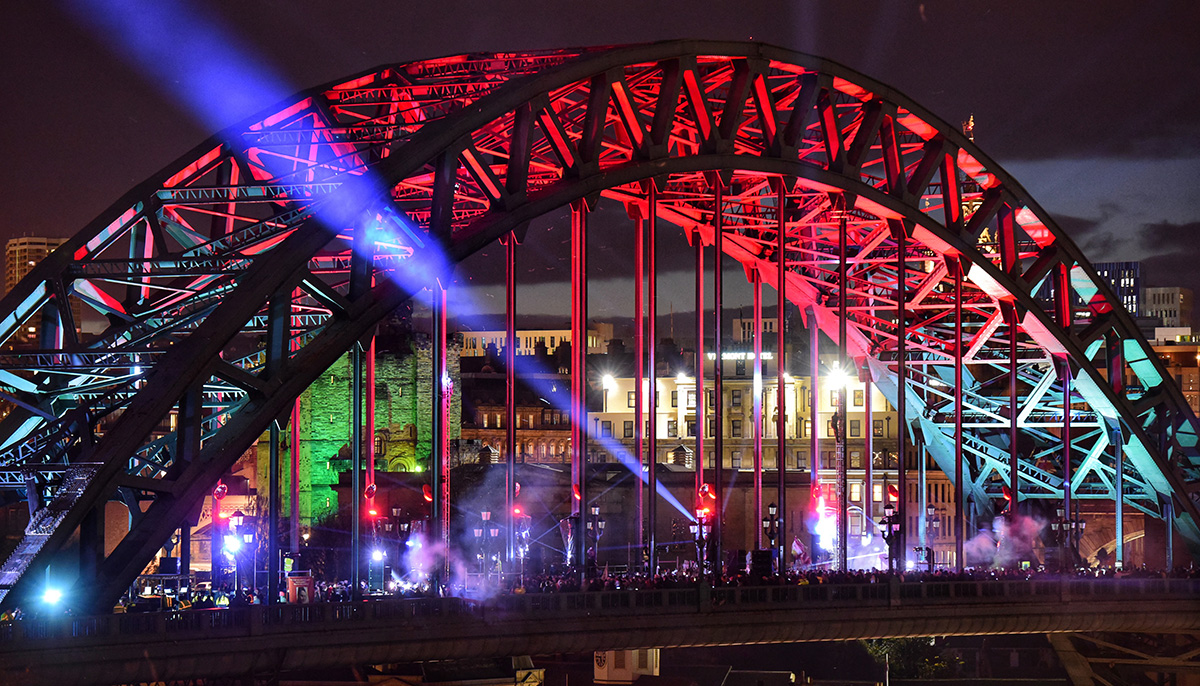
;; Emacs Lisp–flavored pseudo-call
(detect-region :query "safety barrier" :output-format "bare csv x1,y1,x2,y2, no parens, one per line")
1,577,1197,650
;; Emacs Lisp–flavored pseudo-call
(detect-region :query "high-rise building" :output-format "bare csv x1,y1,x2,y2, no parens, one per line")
1092,261,1142,317
1141,286,1193,328
4,236,82,346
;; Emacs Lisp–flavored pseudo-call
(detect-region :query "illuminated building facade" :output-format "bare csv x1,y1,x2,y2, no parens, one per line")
3,236,82,346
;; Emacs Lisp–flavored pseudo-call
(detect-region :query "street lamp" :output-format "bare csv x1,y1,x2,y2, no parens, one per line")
761,502,780,574
1051,505,1086,571
917,504,942,572
488,520,501,577
584,506,605,576
689,508,713,576
473,524,485,576
880,502,901,572
224,510,254,593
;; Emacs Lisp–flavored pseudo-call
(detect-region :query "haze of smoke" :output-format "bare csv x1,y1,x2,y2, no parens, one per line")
963,514,1047,569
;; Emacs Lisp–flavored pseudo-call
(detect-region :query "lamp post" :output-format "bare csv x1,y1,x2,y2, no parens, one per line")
1051,505,1086,571
225,509,252,594
917,504,942,572
584,505,605,577
473,516,486,578
488,519,501,579
880,502,901,572
383,507,412,589
689,508,712,576
761,502,780,575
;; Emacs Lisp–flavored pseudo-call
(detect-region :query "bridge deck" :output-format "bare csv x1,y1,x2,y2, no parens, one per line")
2,578,1198,686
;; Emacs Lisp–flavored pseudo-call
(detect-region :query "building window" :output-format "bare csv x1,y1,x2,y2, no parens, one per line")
850,482,862,502
667,420,678,438
873,419,884,437
687,390,696,408
732,420,743,437
628,391,636,408
731,390,742,407
707,390,714,408
827,419,836,437
850,419,861,437
849,450,862,468
804,419,812,437
853,389,864,407
732,451,742,469
686,420,696,437
735,359,746,376
709,419,717,437
873,484,883,502
671,390,678,408
624,421,634,438
830,390,839,407
601,421,613,438
795,450,809,470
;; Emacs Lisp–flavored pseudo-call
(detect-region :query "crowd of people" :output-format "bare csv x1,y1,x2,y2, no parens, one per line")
3,562,1196,622
492,562,1200,595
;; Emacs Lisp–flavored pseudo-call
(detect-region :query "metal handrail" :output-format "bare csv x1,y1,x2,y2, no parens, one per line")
1,577,1197,649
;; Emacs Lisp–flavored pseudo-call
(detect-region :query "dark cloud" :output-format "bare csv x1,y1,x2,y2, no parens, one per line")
1139,220,1200,254
1048,213,1103,239
1134,221,1200,293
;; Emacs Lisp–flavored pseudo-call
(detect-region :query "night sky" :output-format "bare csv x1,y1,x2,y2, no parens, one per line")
3,1,1199,306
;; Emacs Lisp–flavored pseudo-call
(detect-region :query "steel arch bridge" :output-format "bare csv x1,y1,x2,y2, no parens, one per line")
0,40,1198,612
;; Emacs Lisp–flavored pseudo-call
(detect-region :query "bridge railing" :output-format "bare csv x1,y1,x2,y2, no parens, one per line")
2,577,1197,650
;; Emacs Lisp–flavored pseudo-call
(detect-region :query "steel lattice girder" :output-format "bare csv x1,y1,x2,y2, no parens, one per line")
0,41,1197,612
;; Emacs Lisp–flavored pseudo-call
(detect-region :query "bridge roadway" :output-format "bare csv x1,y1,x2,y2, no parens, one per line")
2,577,1198,686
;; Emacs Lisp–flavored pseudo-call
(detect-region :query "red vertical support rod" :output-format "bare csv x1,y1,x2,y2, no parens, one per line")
432,286,450,584
506,232,518,569
753,269,764,549
571,204,589,572
712,184,724,571
895,224,908,565
809,307,819,512
775,181,787,568
695,222,705,513
953,257,965,571
634,211,645,564
351,340,363,595
290,398,301,555
647,188,659,572
367,322,376,492
836,206,848,571
864,365,873,547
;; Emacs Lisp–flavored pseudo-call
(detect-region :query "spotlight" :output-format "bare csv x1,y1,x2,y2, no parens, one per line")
827,364,853,390
43,588,63,605
371,550,384,562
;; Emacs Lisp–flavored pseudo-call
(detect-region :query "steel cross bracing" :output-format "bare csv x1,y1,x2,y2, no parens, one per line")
0,41,1197,611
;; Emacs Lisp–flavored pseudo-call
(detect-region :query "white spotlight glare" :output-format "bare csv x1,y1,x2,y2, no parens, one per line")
827,365,853,390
